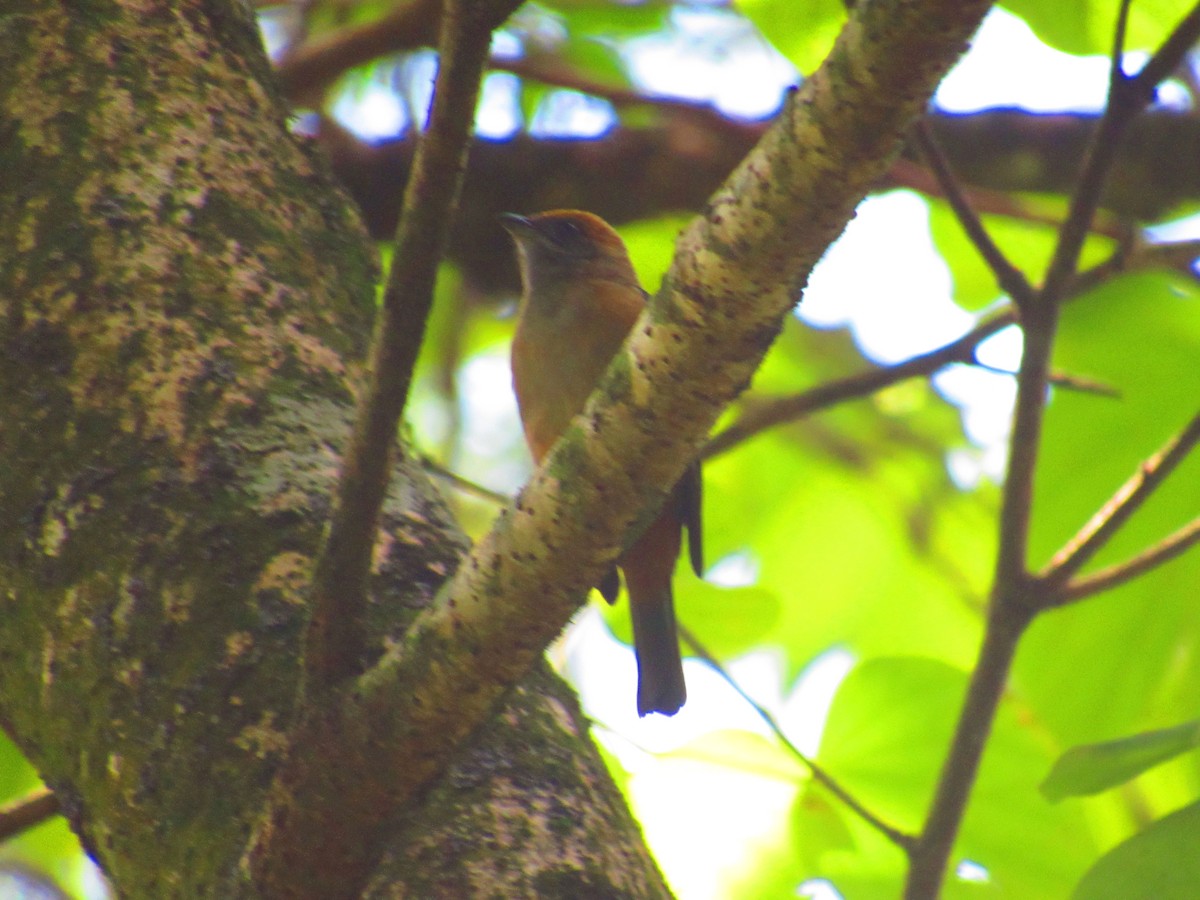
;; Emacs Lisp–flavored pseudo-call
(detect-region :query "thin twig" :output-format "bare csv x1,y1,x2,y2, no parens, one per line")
1056,516,1200,605
1038,410,1200,596
708,224,1200,461
677,624,916,853
1041,0,1200,303
910,121,1034,307
0,788,59,843
1044,371,1121,398
704,311,1016,459
967,360,1122,398
423,459,512,505
304,1,521,678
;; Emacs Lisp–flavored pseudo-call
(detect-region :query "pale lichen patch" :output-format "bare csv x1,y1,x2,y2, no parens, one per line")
40,515,68,558
162,582,194,624
116,659,144,689
255,552,312,606
234,712,290,760
224,630,254,667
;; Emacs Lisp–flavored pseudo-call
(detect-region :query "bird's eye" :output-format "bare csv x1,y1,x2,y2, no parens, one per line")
541,218,594,258
551,220,583,243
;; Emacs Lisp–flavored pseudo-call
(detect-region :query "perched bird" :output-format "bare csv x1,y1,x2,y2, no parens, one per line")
502,209,703,717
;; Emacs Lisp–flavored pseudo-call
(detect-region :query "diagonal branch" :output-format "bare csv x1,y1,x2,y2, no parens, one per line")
679,624,916,853
910,121,1034,307
1041,1,1200,303
0,788,58,844
1038,410,1200,597
704,311,1015,459
304,0,523,686
1057,516,1200,605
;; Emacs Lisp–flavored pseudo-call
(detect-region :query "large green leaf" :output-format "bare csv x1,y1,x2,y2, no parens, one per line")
928,199,1114,312
1072,800,1200,900
1002,1,1193,57
1042,720,1200,801
818,657,1100,896
738,0,845,74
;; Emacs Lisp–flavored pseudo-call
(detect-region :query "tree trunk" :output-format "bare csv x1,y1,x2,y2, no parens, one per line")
0,1,668,895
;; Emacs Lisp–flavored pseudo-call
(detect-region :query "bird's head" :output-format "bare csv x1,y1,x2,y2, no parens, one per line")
501,210,636,293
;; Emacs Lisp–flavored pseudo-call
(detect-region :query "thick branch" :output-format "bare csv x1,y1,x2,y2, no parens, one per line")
424,0,996,736
319,108,1200,294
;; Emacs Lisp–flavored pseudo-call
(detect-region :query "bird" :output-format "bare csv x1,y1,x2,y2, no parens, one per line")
502,209,703,717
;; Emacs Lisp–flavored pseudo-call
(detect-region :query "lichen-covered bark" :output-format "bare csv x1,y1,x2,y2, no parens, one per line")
0,0,667,896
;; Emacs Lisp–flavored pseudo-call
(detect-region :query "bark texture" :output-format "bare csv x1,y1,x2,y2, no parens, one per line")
0,1,667,895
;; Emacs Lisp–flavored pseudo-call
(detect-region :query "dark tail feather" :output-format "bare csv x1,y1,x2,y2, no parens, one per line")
630,590,686,717
597,566,621,604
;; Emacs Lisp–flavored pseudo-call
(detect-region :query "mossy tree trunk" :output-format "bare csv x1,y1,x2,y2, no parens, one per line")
0,1,668,896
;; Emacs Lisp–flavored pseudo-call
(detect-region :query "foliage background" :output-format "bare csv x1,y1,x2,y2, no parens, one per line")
3,1,1198,897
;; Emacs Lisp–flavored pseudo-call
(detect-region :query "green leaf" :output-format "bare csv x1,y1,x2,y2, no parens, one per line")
818,657,965,831
928,198,1114,312
1002,0,1194,57
678,581,782,658
739,0,845,73
602,580,781,660
819,657,1100,896
1041,720,1200,801
1072,800,1200,900
555,33,631,89
533,0,669,37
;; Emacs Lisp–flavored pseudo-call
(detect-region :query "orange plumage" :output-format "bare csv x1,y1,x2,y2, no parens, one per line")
503,210,702,717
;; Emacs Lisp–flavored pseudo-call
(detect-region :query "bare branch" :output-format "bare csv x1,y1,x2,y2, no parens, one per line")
679,624,916,853
704,311,1015,459
905,605,1033,898
1039,410,1200,596
251,1,524,894
0,788,59,844
1056,516,1200,605
304,0,522,685
1042,2,1200,303
910,121,1034,307
905,8,1200,895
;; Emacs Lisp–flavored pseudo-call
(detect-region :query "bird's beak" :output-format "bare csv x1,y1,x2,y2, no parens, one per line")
499,213,536,239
